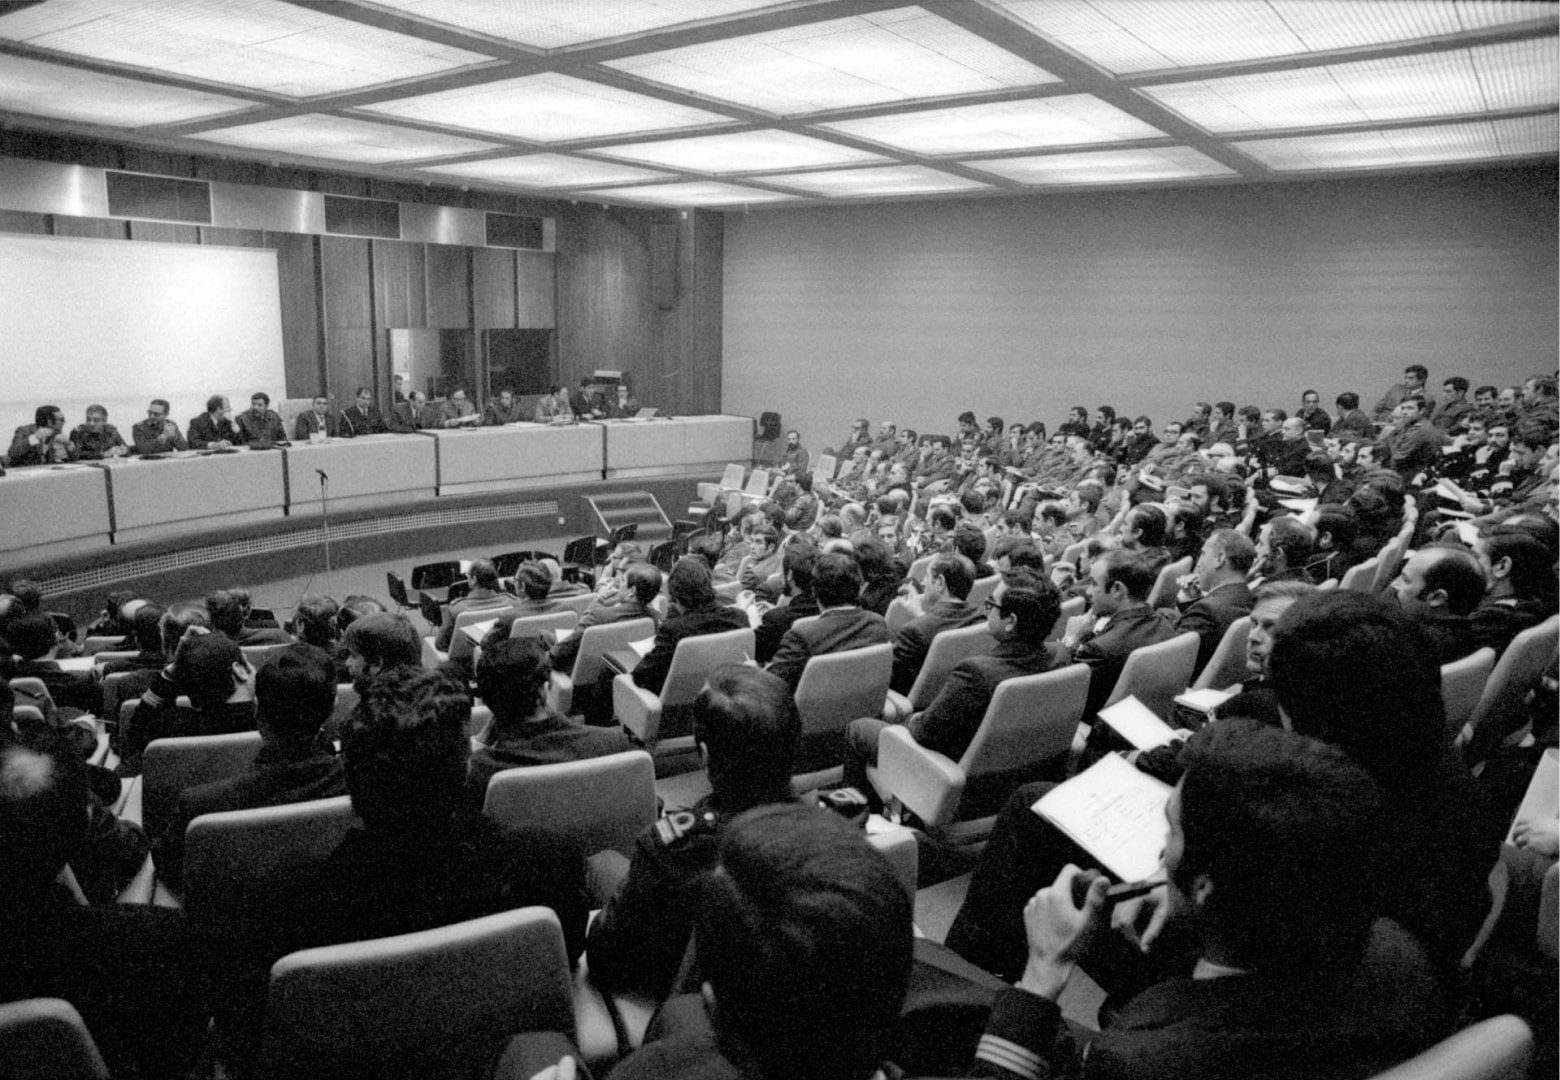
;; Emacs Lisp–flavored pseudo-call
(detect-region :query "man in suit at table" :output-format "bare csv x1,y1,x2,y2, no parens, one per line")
389,389,431,432
235,392,288,446
292,395,337,440
484,388,527,426
440,388,481,428
187,395,240,450
338,386,387,437
534,385,573,423
766,552,890,692
131,399,188,455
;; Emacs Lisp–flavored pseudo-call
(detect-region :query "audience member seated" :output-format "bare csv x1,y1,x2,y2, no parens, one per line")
465,636,632,804
854,536,906,616
286,594,342,676
152,643,346,891
754,543,822,665
98,600,167,676
889,552,983,694
434,558,527,654
1248,515,1315,588
766,552,890,691
587,664,801,1000
1172,528,1255,674
122,629,257,771
844,569,1065,815
1388,545,1485,664
1471,531,1556,655
206,588,291,648
4,611,103,716
550,562,663,677
1066,550,1181,723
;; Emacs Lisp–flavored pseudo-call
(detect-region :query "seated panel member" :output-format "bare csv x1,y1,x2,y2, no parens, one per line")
292,395,337,440
8,404,73,466
535,385,573,423
606,382,640,418
131,398,188,455
388,389,431,432
338,386,387,437
439,387,480,427
483,387,527,425
234,392,288,446
69,404,129,460
187,395,240,450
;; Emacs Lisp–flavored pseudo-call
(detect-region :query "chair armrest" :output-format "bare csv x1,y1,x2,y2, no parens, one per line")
552,672,575,717
881,689,913,722
420,635,447,669
613,674,661,746
877,726,965,826
695,482,721,503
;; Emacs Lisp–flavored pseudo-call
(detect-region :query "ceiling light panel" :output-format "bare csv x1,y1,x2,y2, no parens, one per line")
360,0,791,50
0,0,491,98
603,6,1058,116
991,0,1555,75
967,146,1237,185
420,153,674,187
1234,113,1560,170
816,94,1162,155
594,129,888,172
1142,37,1559,132
761,164,993,196
0,54,252,127
574,181,797,206
360,73,735,142
191,114,503,163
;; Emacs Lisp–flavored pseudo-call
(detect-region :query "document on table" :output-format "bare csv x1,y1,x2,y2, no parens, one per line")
460,618,500,645
628,637,655,658
1033,754,1171,882
1097,695,1178,751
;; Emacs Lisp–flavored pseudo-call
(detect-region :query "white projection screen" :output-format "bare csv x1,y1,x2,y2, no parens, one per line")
0,233,287,434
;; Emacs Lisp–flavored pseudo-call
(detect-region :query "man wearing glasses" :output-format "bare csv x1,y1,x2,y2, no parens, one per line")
131,399,188,455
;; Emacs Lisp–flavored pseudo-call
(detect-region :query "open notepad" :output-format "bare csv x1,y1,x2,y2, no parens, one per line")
1097,695,1179,751
459,618,500,645
1032,754,1171,882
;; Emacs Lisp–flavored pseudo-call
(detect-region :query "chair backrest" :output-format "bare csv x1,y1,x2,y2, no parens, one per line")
8,676,55,712
1049,595,1085,641
646,539,677,573
183,796,359,941
92,649,141,667
418,591,444,628
483,750,656,858
904,624,995,713
718,462,745,490
1146,557,1193,609
660,628,756,707
141,730,264,837
884,595,918,635
385,571,411,608
1466,615,1560,749
965,574,1001,611
491,550,551,579
568,617,656,686
0,998,109,1080
960,664,1091,778
80,635,125,656
1317,577,1340,592
259,907,574,1080
815,453,838,481
1372,535,1409,594
1440,647,1496,741
436,608,502,665
561,535,600,567
907,554,936,584
552,592,598,616
241,643,286,669
1191,616,1252,692
1340,556,1380,593
742,467,769,496
793,643,893,772
508,611,580,646
1365,1014,1531,1080
410,560,462,593
1103,632,1200,720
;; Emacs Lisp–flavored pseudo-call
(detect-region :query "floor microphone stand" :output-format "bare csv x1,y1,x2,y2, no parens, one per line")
316,469,333,597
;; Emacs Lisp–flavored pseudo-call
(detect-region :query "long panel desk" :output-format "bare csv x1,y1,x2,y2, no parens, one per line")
428,422,604,495
102,450,288,545
284,433,437,512
0,463,111,563
601,415,753,479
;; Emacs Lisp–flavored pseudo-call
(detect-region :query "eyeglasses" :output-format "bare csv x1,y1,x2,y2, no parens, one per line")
982,597,1004,614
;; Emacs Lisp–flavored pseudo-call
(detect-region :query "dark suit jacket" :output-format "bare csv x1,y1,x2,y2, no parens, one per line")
635,604,750,697
754,594,821,665
153,742,346,891
186,413,240,449
890,599,984,694
292,410,337,440
1175,581,1253,676
465,714,634,806
130,418,188,455
766,605,890,691
908,639,1061,761
388,400,432,432
1072,605,1182,721
337,404,387,437
549,598,658,675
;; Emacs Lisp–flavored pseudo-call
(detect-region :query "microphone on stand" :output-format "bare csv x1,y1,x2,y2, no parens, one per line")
316,469,329,482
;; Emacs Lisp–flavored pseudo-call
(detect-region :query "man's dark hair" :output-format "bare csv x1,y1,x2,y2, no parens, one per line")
1511,421,1553,452
927,553,975,600
515,562,551,601
9,580,42,615
1099,549,1157,601
1126,504,1168,549
928,506,957,533
290,594,340,651
957,410,977,426
951,521,987,566
469,558,500,591
624,563,663,606
959,489,987,517
1266,516,1316,570
1073,483,1103,514
686,533,724,572
991,536,1044,573
475,636,552,724
668,556,717,611
783,543,820,596
1207,528,1257,574
1213,400,1235,417
344,666,471,830
695,803,912,1080
1097,406,1116,424
1444,376,1469,395
1405,364,1428,382
4,613,57,661
693,665,799,812
256,644,336,739
33,405,60,428
1475,384,1498,400
1189,473,1229,509
205,394,225,414
749,523,779,551
1177,719,1383,975
159,602,209,656
131,601,165,655
0,726,93,897
1416,546,1486,616
343,612,422,675
204,590,246,637
814,552,864,607
996,568,1061,646
1311,508,1358,554
1482,532,1554,603
174,632,245,713
1268,592,1444,785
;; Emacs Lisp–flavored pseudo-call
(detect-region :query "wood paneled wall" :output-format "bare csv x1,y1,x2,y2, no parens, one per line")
0,130,725,416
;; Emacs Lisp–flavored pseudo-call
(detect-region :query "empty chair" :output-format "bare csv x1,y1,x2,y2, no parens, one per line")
140,730,263,838
0,998,109,1080
385,571,417,613
1440,648,1496,743
613,628,754,753
1365,1014,1531,1080
258,907,576,1080
1102,632,1200,722
509,611,579,645
1146,556,1193,610
483,750,656,862
561,535,605,572
492,550,552,579
1461,615,1560,761
1372,535,1410,595
791,643,893,788
1340,556,1381,593
554,617,655,716
410,560,462,597
1191,616,1252,692
873,664,1090,852
883,624,995,722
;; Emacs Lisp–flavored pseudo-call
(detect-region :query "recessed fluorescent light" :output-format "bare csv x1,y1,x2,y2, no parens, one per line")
966,146,1237,184
574,181,797,206
816,94,1162,154
420,153,674,187
0,54,252,127
761,164,993,196
604,6,1057,116
360,0,790,50
595,129,887,172
192,113,502,163
1234,113,1560,170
